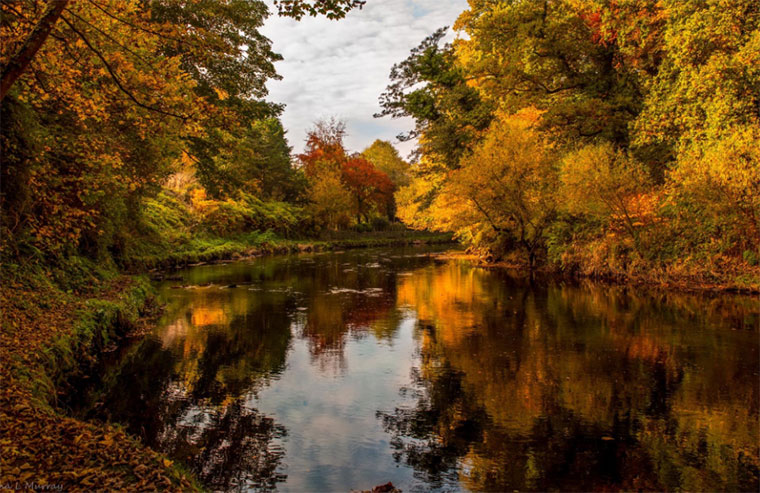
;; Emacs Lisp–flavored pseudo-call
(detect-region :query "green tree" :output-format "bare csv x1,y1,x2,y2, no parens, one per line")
361,139,410,188
376,27,493,170
453,0,643,148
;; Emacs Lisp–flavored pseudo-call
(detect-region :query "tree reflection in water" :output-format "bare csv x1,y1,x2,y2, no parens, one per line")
73,248,439,490
75,271,296,490
70,248,758,492
160,397,286,491
381,263,759,491
378,359,487,488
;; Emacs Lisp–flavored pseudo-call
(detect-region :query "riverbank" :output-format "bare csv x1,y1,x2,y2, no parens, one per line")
447,251,760,295
126,230,454,272
0,231,452,490
0,261,199,490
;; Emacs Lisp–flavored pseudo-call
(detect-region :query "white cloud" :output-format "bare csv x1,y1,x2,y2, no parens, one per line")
260,0,468,158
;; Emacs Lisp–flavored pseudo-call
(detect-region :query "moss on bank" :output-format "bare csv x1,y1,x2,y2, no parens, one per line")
124,230,454,271
0,261,198,491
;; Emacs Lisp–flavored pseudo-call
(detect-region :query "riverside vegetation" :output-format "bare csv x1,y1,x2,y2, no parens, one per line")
384,1,759,291
0,0,758,490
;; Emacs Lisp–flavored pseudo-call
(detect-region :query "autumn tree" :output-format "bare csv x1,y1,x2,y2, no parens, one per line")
0,0,364,258
341,157,394,223
296,119,350,230
376,27,493,170
361,139,410,188
1,0,198,256
399,110,557,268
630,0,760,255
297,118,348,176
560,143,653,248
0,0,71,101
453,0,643,149
361,139,409,220
387,0,759,281
305,163,353,231
297,119,397,227
0,0,364,100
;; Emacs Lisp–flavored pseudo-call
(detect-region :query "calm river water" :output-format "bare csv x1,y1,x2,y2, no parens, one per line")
76,246,759,491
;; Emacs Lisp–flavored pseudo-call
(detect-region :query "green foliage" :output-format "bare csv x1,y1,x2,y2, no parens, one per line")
361,139,410,188
377,28,494,169
274,0,365,20
384,0,760,285
197,192,303,237
370,216,391,231
453,0,642,147
189,117,305,200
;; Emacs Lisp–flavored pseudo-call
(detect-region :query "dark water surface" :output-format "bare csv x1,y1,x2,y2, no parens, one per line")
76,246,759,491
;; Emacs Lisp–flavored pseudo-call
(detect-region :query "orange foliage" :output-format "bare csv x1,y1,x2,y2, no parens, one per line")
341,157,394,221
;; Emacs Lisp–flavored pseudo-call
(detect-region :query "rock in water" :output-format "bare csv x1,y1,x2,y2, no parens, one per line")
372,482,399,493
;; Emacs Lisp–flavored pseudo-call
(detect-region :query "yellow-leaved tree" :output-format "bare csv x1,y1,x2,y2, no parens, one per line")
560,143,653,247
306,163,353,232
399,109,557,268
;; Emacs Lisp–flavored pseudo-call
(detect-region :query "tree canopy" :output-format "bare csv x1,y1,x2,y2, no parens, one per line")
382,0,760,278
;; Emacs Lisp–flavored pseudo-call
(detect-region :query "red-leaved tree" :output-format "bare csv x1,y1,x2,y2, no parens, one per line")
341,157,394,222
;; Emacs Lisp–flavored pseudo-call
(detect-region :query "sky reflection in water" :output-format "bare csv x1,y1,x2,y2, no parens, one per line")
78,246,759,492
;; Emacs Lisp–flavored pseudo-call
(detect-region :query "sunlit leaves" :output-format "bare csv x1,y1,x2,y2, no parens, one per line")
399,109,557,265
388,0,759,278
560,143,653,243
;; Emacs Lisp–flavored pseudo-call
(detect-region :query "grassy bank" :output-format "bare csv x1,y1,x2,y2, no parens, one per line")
107,189,451,271
0,259,198,491
124,229,454,272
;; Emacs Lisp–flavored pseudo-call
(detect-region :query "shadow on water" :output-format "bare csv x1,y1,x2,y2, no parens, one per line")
70,246,759,491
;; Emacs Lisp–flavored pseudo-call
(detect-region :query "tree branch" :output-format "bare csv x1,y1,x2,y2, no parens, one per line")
60,14,189,121
1,0,71,101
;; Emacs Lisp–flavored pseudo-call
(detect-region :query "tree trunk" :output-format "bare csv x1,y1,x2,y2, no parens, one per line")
0,0,70,101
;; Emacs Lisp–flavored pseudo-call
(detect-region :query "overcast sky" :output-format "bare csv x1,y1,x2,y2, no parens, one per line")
260,0,468,158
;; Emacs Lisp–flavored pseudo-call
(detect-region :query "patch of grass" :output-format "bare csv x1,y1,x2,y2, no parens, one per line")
124,227,454,271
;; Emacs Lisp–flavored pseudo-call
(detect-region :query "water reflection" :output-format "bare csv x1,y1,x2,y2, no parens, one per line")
385,262,759,491
75,247,758,491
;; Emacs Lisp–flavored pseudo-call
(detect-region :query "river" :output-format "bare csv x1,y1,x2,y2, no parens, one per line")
72,245,759,491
